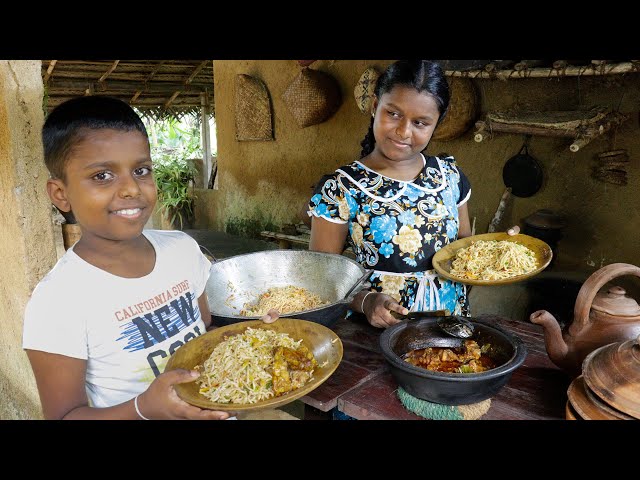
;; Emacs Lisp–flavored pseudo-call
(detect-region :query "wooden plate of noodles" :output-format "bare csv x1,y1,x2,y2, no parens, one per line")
432,232,553,286
165,319,343,412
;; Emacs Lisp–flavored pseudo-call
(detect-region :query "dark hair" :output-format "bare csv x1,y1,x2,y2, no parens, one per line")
42,96,149,180
359,60,450,158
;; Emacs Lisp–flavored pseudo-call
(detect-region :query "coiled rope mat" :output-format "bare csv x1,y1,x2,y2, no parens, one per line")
397,387,491,420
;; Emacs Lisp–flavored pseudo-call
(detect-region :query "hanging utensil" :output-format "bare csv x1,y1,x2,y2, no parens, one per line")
488,140,543,232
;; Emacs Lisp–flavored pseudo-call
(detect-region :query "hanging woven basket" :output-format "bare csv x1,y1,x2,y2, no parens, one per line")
353,67,379,114
235,74,273,141
432,77,478,141
282,68,342,128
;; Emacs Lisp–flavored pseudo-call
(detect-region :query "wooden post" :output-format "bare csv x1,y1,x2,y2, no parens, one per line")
200,92,211,187
487,188,512,233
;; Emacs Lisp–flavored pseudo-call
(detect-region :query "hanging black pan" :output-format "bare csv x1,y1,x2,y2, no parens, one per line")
488,143,543,232
502,143,543,197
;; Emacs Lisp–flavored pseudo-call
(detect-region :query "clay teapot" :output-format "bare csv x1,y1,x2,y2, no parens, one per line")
530,263,640,376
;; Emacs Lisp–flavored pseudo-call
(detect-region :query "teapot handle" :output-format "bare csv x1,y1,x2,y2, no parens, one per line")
572,263,640,335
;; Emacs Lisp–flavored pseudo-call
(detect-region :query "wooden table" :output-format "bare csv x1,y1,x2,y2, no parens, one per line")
300,314,571,420
260,230,311,249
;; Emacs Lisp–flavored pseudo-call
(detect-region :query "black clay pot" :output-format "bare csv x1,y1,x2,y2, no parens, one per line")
380,317,527,405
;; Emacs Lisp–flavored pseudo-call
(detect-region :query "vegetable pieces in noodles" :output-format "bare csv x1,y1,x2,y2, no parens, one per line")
196,327,318,404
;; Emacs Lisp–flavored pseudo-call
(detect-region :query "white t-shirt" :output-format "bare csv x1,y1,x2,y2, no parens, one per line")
23,229,211,409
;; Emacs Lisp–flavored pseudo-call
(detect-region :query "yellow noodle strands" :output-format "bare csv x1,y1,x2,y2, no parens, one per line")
240,285,326,316
197,327,306,404
449,240,538,281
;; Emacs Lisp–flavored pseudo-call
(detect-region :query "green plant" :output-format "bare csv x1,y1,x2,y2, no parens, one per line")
153,158,197,229
143,114,202,230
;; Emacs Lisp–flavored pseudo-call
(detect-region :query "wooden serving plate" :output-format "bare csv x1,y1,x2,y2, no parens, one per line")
165,318,343,412
432,232,552,286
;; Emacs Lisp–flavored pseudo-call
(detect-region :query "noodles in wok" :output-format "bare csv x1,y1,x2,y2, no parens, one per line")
239,285,327,316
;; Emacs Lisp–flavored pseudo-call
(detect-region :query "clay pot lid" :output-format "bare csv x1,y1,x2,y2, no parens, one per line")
582,335,640,419
567,376,622,420
591,286,640,316
523,209,567,229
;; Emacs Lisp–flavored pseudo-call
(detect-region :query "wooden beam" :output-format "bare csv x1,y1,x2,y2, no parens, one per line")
43,71,211,83
163,91,181,109
162,61,209,111
43,60,58,84
146,61,165,79
186,60,209,85
200,92,211,187
48,79,211,93
474,120,577,139
131,61,165,102
47,95,204,108
446,61,640,79
98,60,120,82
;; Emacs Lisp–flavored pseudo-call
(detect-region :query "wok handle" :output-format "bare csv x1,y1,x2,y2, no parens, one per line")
199,244,217,262
342,269,374,302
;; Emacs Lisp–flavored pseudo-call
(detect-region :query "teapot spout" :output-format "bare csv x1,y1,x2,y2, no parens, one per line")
530,310,570,369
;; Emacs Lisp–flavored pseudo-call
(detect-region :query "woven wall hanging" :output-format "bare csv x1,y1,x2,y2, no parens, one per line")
235,74,274,141
354,67,379,114
282,67,342,128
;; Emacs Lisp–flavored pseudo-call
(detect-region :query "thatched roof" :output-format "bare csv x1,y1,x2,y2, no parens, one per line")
42,60,214,120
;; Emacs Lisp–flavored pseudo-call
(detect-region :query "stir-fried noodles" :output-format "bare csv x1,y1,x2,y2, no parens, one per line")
240,285,326,316
449,240,537,281
197,327,317,404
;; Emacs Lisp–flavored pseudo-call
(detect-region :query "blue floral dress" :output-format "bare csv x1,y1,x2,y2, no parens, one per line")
308,153,472,315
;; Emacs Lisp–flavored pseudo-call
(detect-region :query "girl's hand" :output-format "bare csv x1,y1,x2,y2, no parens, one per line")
363,292,408,328
138,369,233,420
261,309,280,324
507,225,520,236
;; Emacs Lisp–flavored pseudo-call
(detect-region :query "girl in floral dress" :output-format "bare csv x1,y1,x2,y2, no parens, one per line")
307,60,472,328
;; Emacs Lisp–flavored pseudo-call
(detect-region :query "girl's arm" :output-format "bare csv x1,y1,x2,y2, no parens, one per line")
26,349,230,420
457,202,472,239
198,292,212,329
309,216,407,327
309,216,349,254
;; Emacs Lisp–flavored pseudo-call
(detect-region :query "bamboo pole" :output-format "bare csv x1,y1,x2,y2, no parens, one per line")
43,60,57,84
98,60,120,82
